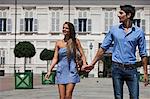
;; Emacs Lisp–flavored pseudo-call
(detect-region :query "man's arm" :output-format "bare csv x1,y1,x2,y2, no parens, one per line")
141,56,149,86
90,47,105,66
83,47,105,71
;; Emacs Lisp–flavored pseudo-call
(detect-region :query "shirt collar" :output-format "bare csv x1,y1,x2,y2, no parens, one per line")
119,23,135,31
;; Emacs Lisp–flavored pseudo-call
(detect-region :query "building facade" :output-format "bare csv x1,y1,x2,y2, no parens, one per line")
0,0,150,77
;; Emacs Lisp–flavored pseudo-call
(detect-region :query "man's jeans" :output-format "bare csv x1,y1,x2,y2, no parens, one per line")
112,63,139,99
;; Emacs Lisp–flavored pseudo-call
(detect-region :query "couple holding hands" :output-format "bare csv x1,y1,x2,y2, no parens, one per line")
45,5,149,99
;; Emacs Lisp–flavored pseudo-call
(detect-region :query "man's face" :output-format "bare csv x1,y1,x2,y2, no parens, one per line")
117,10,128,23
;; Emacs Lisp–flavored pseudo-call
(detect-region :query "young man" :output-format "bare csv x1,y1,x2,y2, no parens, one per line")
84,5,149,99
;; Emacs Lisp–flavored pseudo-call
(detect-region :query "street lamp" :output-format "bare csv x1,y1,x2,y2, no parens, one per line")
88,42,93,77
89,42,93,50
68,0,70,22
89,43,93,61
14,0,17,73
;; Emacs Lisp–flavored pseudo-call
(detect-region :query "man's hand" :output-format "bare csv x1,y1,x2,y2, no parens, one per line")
82,64,94,72
144,74,149,86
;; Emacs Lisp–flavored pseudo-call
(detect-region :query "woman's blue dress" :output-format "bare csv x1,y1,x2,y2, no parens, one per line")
55,48,80,84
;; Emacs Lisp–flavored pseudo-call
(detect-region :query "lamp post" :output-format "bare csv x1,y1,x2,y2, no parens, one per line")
14,0,17,73
68,0,70,22
88,42,93,77
89,43,93,61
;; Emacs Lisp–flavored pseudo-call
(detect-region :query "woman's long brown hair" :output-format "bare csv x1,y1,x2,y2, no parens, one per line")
63,22,77,66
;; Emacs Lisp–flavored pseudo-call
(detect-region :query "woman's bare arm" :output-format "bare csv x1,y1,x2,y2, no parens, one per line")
76,39,87,65
47,41,59,73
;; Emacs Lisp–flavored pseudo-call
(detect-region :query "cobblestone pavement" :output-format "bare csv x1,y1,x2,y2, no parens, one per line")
0,74,150,99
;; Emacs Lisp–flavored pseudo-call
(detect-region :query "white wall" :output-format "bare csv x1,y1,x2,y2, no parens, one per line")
0,4,150,77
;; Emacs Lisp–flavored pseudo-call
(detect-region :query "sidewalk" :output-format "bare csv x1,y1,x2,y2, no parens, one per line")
0,73,41,91
0,74,150,99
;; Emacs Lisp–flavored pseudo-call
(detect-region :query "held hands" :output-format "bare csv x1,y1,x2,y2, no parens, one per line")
81,64,94,72
45,71,51,80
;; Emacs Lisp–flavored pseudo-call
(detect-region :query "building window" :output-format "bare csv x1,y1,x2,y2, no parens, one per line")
51,11,60,32
49,7,63,33
141,19,145,32
105,11,113,31
74,10,91,33
0,18,6,32
146,40,150,57
133,19,145,32
133,8,145,32
25,18,33,32
74,19,91,33
103,8,116,32
133,19,141,27
20,9,38,32
0,49,5,67
79,19,86,32
0,10,11,33
20,18,37,32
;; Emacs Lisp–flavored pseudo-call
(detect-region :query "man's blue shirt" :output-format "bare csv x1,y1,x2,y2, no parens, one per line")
101,24,147,64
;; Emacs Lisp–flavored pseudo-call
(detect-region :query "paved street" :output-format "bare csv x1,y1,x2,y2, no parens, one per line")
0,74,150,99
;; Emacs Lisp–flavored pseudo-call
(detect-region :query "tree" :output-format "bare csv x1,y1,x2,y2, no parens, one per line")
14,41,36,72
40,49,54,72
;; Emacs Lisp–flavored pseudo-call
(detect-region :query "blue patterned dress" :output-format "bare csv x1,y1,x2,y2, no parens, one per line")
55,48,80,84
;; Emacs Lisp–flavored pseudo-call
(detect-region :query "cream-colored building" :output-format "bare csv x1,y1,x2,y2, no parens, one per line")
0,0,150,77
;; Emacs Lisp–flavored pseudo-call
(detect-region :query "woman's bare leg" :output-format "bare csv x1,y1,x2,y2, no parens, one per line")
65,83,75,99
58,84,66,99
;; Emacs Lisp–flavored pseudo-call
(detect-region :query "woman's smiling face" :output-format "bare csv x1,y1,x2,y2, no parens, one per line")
62,23,70,36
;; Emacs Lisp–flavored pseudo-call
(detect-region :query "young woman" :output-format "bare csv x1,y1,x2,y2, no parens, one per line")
45,22,87,99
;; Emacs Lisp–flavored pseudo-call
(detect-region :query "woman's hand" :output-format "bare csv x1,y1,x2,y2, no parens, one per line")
82,64,94,72
45,71,51,80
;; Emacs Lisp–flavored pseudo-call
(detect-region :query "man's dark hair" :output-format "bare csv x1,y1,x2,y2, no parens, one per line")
120,5,135,20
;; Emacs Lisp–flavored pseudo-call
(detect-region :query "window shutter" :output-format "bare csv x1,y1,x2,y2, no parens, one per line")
7,18,12,32
110,12,113,28
20,19,24,32
3,12,6,17
0,19,2,31
105,12,108,31
30,12,33,18
2,50,5,64
0,50,5,65
79,12,82,18
74,19,78,32
87,19,91,32
51,12,55,31
25,12,28,18
56,18,59,31
34,19,38,32
56,12,59,31
141,19,145,32
83,12,87,17
0,12,2,17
